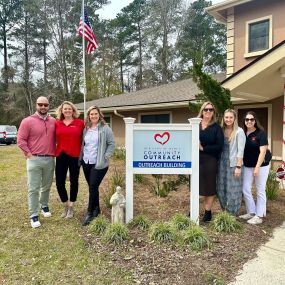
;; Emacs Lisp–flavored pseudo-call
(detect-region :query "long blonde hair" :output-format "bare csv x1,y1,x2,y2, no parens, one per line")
56,101,80,120
197,101,217,125
221,109,238,142
85,105,106,128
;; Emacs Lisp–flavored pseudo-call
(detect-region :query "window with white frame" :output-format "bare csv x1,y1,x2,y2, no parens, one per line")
140,113,170,123
245,16,272,57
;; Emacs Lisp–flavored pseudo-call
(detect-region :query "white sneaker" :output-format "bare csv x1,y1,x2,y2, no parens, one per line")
30,216,41,228
41,206,52,218
239,213,254,220
247,215,263,225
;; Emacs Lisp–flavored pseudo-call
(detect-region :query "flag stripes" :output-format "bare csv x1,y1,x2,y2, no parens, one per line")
78,8,98,54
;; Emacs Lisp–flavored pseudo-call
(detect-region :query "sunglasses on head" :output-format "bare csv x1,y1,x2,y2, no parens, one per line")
245,118,255,122
203,108,214,112
37,103,49,107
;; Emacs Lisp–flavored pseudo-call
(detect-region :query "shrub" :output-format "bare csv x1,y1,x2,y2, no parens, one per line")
177,174,190,185
110,168,125,189
211,212,243,233
266,170,280,200
150,174,179,197
128,215,151,230
171,213,194,230
149,222,177,244
134,174,144,184
103,168,125,208
103,223,129,245
89,215,109,235
112,146,126,160
182,225,209,251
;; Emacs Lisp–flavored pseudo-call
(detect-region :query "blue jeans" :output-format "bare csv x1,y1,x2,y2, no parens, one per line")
26,156,54,218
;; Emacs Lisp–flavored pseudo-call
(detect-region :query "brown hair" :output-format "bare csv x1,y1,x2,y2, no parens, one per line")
85,105,106,128
242,111,264,132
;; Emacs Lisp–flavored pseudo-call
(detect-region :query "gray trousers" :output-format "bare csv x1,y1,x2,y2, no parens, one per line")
26,156,55,218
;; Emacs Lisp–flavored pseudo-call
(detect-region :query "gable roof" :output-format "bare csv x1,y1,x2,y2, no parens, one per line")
222,39,285,101
75,74,226,112
206,0,254,24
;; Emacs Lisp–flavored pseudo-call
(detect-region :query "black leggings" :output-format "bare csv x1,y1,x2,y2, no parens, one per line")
55,152,80,202
82,162,108,213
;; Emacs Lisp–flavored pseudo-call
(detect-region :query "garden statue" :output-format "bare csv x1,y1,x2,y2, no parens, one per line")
110,186,126,224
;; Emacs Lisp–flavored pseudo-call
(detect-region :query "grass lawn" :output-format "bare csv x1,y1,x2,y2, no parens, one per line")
0,145,133,284
1,145,284,285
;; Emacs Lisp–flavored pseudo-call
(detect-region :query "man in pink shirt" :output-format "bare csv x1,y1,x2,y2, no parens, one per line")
18,96,56,228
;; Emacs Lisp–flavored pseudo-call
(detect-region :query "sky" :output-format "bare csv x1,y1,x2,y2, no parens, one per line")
97,0,222,20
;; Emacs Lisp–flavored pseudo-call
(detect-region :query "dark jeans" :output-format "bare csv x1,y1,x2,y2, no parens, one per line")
56,152,80,202
82,161,108,213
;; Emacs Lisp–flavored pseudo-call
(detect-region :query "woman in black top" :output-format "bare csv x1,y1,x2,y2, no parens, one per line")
198,102,224,222
239,111,270,225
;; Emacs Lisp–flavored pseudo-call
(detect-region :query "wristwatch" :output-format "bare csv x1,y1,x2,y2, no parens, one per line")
236,166,241,169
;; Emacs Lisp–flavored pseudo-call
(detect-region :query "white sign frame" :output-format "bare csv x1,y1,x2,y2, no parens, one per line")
124,117,201,224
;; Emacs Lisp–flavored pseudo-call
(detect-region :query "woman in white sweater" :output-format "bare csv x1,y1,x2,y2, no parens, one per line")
217,109,246,215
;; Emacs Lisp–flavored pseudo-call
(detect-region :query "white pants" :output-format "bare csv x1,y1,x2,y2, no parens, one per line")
242,165,269,217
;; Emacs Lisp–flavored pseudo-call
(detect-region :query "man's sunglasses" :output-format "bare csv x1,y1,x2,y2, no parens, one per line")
245,118,255,122
203,108,214,112
37,103,49,107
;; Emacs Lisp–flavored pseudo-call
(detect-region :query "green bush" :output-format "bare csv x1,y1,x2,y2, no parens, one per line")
134,174,144,184
103,223,129,245
149,222,177,244
128,215,151,230
177,174,190,185
211,212,243,233
89,215,109,235
103,168,125,208
171,213,194,230
112,146,126,160
150,174,179,197
182,225,209,251
266,170,280,200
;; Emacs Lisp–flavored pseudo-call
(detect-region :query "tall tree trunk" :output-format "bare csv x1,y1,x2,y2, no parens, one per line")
120,57,124,93
161,22,168,84
137,21,143,90
57,2,69,100
43,1,48,95
23,14,33,114
3,23,8,91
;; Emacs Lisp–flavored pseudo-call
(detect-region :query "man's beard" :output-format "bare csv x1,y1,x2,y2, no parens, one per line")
38,110,48,116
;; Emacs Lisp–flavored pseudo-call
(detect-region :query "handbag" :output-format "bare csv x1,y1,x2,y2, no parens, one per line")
264,149,272,164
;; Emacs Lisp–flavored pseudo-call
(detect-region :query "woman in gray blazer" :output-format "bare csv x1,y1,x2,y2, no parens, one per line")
217,109,246,215
80,106,115,226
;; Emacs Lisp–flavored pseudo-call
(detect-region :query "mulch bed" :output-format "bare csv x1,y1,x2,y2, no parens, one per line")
82,162,285,285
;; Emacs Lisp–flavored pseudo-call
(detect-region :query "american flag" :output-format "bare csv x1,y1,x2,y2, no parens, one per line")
78,8,98,54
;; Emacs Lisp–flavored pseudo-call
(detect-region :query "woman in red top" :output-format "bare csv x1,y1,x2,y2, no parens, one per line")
55,101,84,218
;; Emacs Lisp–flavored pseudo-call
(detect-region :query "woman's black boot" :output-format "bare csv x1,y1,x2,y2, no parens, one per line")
82,212,94,226
202,210,212,222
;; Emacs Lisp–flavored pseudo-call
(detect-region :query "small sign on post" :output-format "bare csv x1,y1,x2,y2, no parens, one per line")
124,118,201,224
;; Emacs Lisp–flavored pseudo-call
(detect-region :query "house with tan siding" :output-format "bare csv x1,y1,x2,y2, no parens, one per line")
75,75,225,146
207,0,285,166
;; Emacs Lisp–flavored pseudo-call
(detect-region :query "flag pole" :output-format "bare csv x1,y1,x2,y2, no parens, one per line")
82,0,86,118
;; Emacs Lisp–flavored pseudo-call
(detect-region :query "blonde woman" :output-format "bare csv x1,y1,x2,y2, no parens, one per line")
216,109,246,215
198,102,224,222
55,101,84,218
80,106,115,226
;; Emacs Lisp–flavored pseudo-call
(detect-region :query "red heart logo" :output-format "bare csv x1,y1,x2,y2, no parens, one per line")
154,132,170,145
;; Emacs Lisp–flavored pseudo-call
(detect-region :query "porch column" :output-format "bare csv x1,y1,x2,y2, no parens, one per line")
281,66,285,167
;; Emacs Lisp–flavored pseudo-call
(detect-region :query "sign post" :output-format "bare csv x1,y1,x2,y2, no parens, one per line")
124,117,201,224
